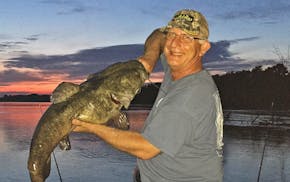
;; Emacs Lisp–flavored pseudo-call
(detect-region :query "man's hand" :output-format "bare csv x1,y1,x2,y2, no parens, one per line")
138,28,166,73
72,119,95,133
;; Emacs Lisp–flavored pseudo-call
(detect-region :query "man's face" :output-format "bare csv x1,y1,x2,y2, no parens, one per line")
164,28,202,71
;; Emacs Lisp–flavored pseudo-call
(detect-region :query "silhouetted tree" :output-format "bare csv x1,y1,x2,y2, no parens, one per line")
213,63,290,110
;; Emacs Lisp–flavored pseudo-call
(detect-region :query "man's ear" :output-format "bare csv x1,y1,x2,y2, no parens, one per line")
199,40,211,56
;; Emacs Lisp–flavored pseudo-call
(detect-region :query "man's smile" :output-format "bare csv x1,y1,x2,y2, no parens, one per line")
169,50,183,56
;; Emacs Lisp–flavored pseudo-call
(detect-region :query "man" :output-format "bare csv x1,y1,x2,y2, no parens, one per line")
73,9,224,182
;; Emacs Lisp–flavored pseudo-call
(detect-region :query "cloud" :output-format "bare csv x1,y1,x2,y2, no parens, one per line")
148,72,164,82
0,69,45,83
262,21,278,25
203,36,260,63
229,37,260,43
0,41,29,53
40,0,96,15
58,7,87,15
24,34,43,41
3,44,144,80
11,51,30,54
217,0,290,23
0,34,43,52
202,36,277,72
24,37,38,41
203,40,233,63
0,41,28,49
1,36,278,84
40,0,79,6
219,10,265,20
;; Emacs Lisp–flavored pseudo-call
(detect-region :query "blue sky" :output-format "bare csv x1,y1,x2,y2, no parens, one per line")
0,0,290,96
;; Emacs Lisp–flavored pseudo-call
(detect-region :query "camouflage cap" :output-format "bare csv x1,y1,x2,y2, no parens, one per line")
161,9,209,40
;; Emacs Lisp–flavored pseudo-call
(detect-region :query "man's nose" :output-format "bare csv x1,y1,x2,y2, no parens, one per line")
169,36,182,48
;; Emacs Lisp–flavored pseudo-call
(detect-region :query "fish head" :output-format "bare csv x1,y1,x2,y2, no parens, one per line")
110,93,132,109
108,61,148,109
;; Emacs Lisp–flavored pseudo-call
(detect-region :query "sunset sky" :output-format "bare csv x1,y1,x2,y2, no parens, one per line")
1,0,290,96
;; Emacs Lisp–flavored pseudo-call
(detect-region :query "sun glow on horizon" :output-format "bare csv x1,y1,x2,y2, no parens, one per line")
0,69,227,97
0,79,84,96
146,72,164,83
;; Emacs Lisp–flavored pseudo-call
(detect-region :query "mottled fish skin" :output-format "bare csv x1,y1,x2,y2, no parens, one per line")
27,60,148,182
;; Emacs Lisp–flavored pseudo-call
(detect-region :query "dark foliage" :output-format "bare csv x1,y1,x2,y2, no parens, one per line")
0,94,50,102
213,63,290,110
129,83,160,109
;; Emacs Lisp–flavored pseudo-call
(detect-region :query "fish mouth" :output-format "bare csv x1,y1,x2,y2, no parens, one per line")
111,93,121,105
110,93,132,109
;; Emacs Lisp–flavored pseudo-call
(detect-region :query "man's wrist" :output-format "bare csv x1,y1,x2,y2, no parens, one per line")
137,57,154,73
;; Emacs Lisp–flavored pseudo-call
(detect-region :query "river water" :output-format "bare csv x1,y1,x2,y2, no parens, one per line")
0,102,289,182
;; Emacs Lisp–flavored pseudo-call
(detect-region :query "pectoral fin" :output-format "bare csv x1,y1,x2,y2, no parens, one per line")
58,135,71,151
106,112,130,130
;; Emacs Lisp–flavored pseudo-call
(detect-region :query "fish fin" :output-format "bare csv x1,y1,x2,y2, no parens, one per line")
107,111,130,130
51,82,80,104
58,135,71,150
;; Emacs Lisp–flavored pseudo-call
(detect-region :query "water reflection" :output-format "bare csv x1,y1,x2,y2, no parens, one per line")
0,102,289,182
0,102,49,152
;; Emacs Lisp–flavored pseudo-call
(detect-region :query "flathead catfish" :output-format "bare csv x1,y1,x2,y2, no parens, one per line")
27,60,148,182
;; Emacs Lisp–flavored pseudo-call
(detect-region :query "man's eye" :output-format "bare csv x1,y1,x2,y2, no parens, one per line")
182,35,192,41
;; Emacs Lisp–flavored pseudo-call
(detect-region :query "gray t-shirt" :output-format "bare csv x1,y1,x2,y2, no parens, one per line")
137,58,224,182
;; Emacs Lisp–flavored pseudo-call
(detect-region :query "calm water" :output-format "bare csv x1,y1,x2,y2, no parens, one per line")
0,102,289,182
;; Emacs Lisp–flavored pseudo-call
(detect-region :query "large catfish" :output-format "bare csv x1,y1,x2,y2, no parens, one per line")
27,60,148,182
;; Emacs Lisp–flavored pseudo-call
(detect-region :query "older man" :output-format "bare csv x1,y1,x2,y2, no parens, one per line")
73,9,224,182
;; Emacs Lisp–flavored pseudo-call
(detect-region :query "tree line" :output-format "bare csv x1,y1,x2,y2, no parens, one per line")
1,63,289,110
0,94,50,102
213,63,290,110
131,63,290,110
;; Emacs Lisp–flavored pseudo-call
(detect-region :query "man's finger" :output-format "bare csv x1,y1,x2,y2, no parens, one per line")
72,126,83,132
72,119,83,125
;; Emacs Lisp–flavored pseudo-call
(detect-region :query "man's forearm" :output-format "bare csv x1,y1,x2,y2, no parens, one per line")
80,123,160,160
138,29,166,73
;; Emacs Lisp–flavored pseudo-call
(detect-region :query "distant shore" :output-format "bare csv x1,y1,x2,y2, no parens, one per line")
0,99,153,110
0,94,50,102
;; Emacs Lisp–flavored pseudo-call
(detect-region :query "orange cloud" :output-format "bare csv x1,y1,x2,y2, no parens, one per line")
147,72,164,83
0,79,84,95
